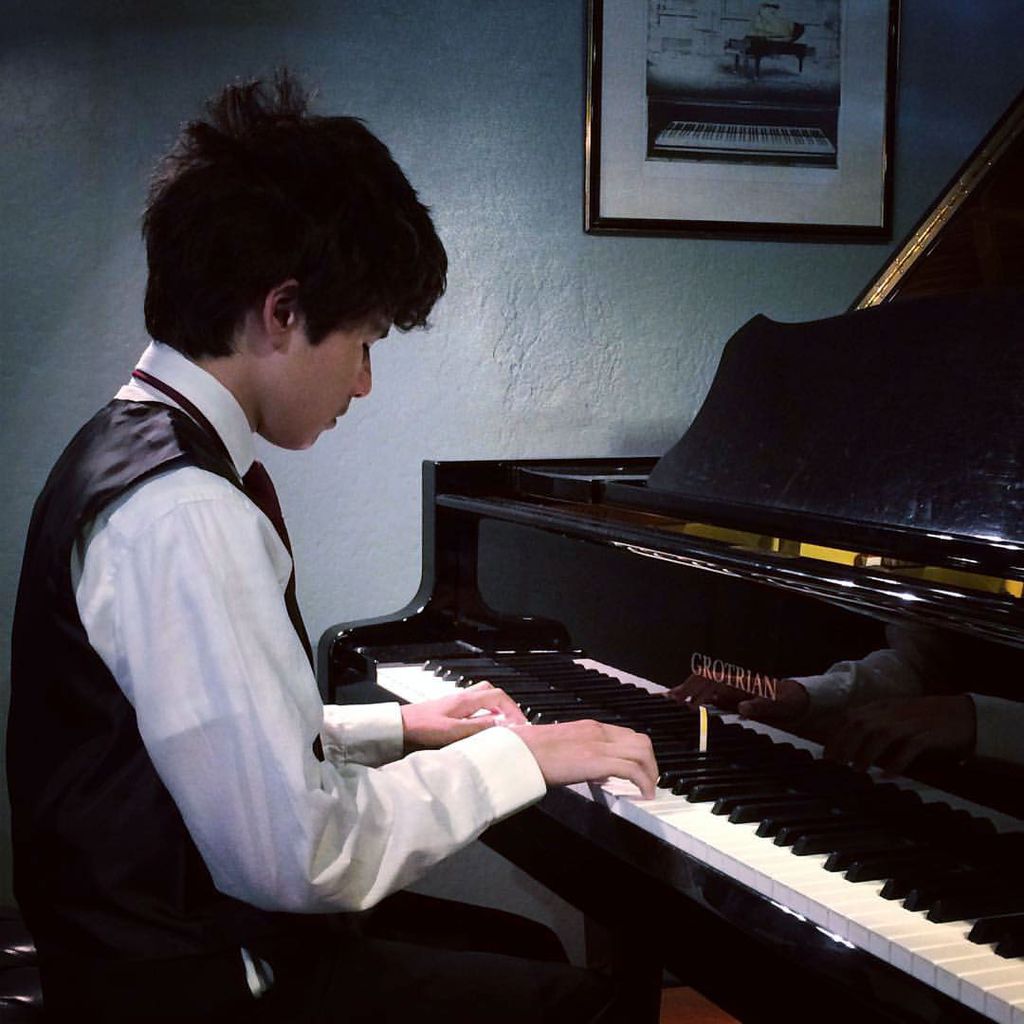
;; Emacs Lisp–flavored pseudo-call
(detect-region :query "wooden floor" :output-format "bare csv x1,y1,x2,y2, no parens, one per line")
660,986,740,1023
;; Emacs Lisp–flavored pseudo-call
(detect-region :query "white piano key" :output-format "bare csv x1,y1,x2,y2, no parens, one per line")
893,920,974,976
846,901,918,953
989,983,1024,1024
962,966,1024,1017
867,918,943,962
376,663,456,703
908,924,976,986
936,953,1011,999
825,888,893,940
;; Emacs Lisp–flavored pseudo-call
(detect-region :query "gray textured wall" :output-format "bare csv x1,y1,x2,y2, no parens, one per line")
2,0,1023,946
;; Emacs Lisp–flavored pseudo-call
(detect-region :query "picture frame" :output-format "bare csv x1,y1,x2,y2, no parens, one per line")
585,0,900,240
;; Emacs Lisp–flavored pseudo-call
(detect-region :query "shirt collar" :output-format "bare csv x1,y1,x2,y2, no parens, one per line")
118,341,256,478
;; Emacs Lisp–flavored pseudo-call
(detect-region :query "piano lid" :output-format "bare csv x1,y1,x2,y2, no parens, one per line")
634,290,1024,574
631,86,1024,572
854,86,1024,308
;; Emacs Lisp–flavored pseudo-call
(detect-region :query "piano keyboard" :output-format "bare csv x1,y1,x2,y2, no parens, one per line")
654,120,837,159
374,652,1024,1024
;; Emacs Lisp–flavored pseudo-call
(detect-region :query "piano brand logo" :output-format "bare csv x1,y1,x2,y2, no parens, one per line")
690,653,779,700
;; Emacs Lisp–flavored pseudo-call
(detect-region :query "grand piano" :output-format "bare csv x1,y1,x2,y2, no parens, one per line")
318,88,1024,1024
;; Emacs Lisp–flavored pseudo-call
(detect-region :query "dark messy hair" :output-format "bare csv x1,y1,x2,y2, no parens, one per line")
143,71,447,357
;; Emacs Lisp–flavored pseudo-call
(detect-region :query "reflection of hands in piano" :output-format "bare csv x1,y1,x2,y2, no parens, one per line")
823,694,977,774
509,720,658,800
665,674,810,724
400,681,528,750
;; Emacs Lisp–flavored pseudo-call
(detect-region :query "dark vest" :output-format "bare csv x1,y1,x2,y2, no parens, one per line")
8,400,317,975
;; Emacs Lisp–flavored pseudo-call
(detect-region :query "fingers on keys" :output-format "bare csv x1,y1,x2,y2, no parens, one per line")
512,720,658,800
456,681,528,726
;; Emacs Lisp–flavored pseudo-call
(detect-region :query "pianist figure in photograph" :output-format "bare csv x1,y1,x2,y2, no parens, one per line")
7,71,657,1024
668,623,1024,775
750,2,805,42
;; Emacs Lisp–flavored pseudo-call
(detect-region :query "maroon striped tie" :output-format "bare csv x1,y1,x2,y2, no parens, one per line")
131,369,313,667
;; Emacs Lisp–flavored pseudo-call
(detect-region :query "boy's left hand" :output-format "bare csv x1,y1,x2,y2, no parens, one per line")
400,681,528,750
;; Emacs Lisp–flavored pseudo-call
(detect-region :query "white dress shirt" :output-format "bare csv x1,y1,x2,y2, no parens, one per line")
73,341,546,914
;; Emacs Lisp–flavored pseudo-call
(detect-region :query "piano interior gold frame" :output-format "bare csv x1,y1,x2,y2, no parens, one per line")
853,85,1024,308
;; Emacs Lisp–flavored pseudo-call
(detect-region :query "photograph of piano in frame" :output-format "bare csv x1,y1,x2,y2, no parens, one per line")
647,0,841,168
586,0,898,239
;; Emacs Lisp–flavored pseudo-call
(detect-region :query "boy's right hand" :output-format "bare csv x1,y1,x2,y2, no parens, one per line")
509,720,658,800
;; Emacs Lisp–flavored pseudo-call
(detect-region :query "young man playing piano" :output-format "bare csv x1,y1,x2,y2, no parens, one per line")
8,72,656,1023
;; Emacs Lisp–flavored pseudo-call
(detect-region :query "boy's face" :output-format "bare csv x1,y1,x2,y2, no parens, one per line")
258,315,389,450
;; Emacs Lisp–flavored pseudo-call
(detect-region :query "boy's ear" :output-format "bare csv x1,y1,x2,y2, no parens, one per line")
263,280,301,335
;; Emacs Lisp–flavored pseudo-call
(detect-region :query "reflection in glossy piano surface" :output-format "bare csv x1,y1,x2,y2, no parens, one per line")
320,89,1024,1024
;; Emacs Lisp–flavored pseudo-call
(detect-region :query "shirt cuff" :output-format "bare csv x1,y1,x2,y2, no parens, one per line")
969,693,1024,767
321,702,404,767
788,671,853,715
447,726,547,821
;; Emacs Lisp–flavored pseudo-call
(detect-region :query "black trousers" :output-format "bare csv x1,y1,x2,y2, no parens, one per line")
42,892,618,1023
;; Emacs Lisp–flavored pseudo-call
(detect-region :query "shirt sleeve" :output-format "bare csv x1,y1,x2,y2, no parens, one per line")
76,469,546,914
969,693,1024,767
789,625,940,716
791,647,926,716
320,702,405,767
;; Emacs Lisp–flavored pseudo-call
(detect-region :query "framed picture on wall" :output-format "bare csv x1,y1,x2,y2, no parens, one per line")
585,0,900,240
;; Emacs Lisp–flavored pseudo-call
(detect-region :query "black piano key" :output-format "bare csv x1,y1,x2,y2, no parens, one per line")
791,762,878,801
793,832,900,859
670,770,768,796
658,763,717,784
823,840,923,872
650,740,701,754
496,677,557,690
449,669,523,685
651,752,702,768
995,934,1024,959
659,758,746,787
928,887,1024,924
687,780,787,803
727,797,832,824
774,818,881,847
518,695,585,710
711,788,798,816
880,863,974,901
757,811,845,839
968,913,1024,945
529,708,616,724
425,657,494,672
902,870,993,913
664,742,765,764
666,761,765,780
843,848,955,883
